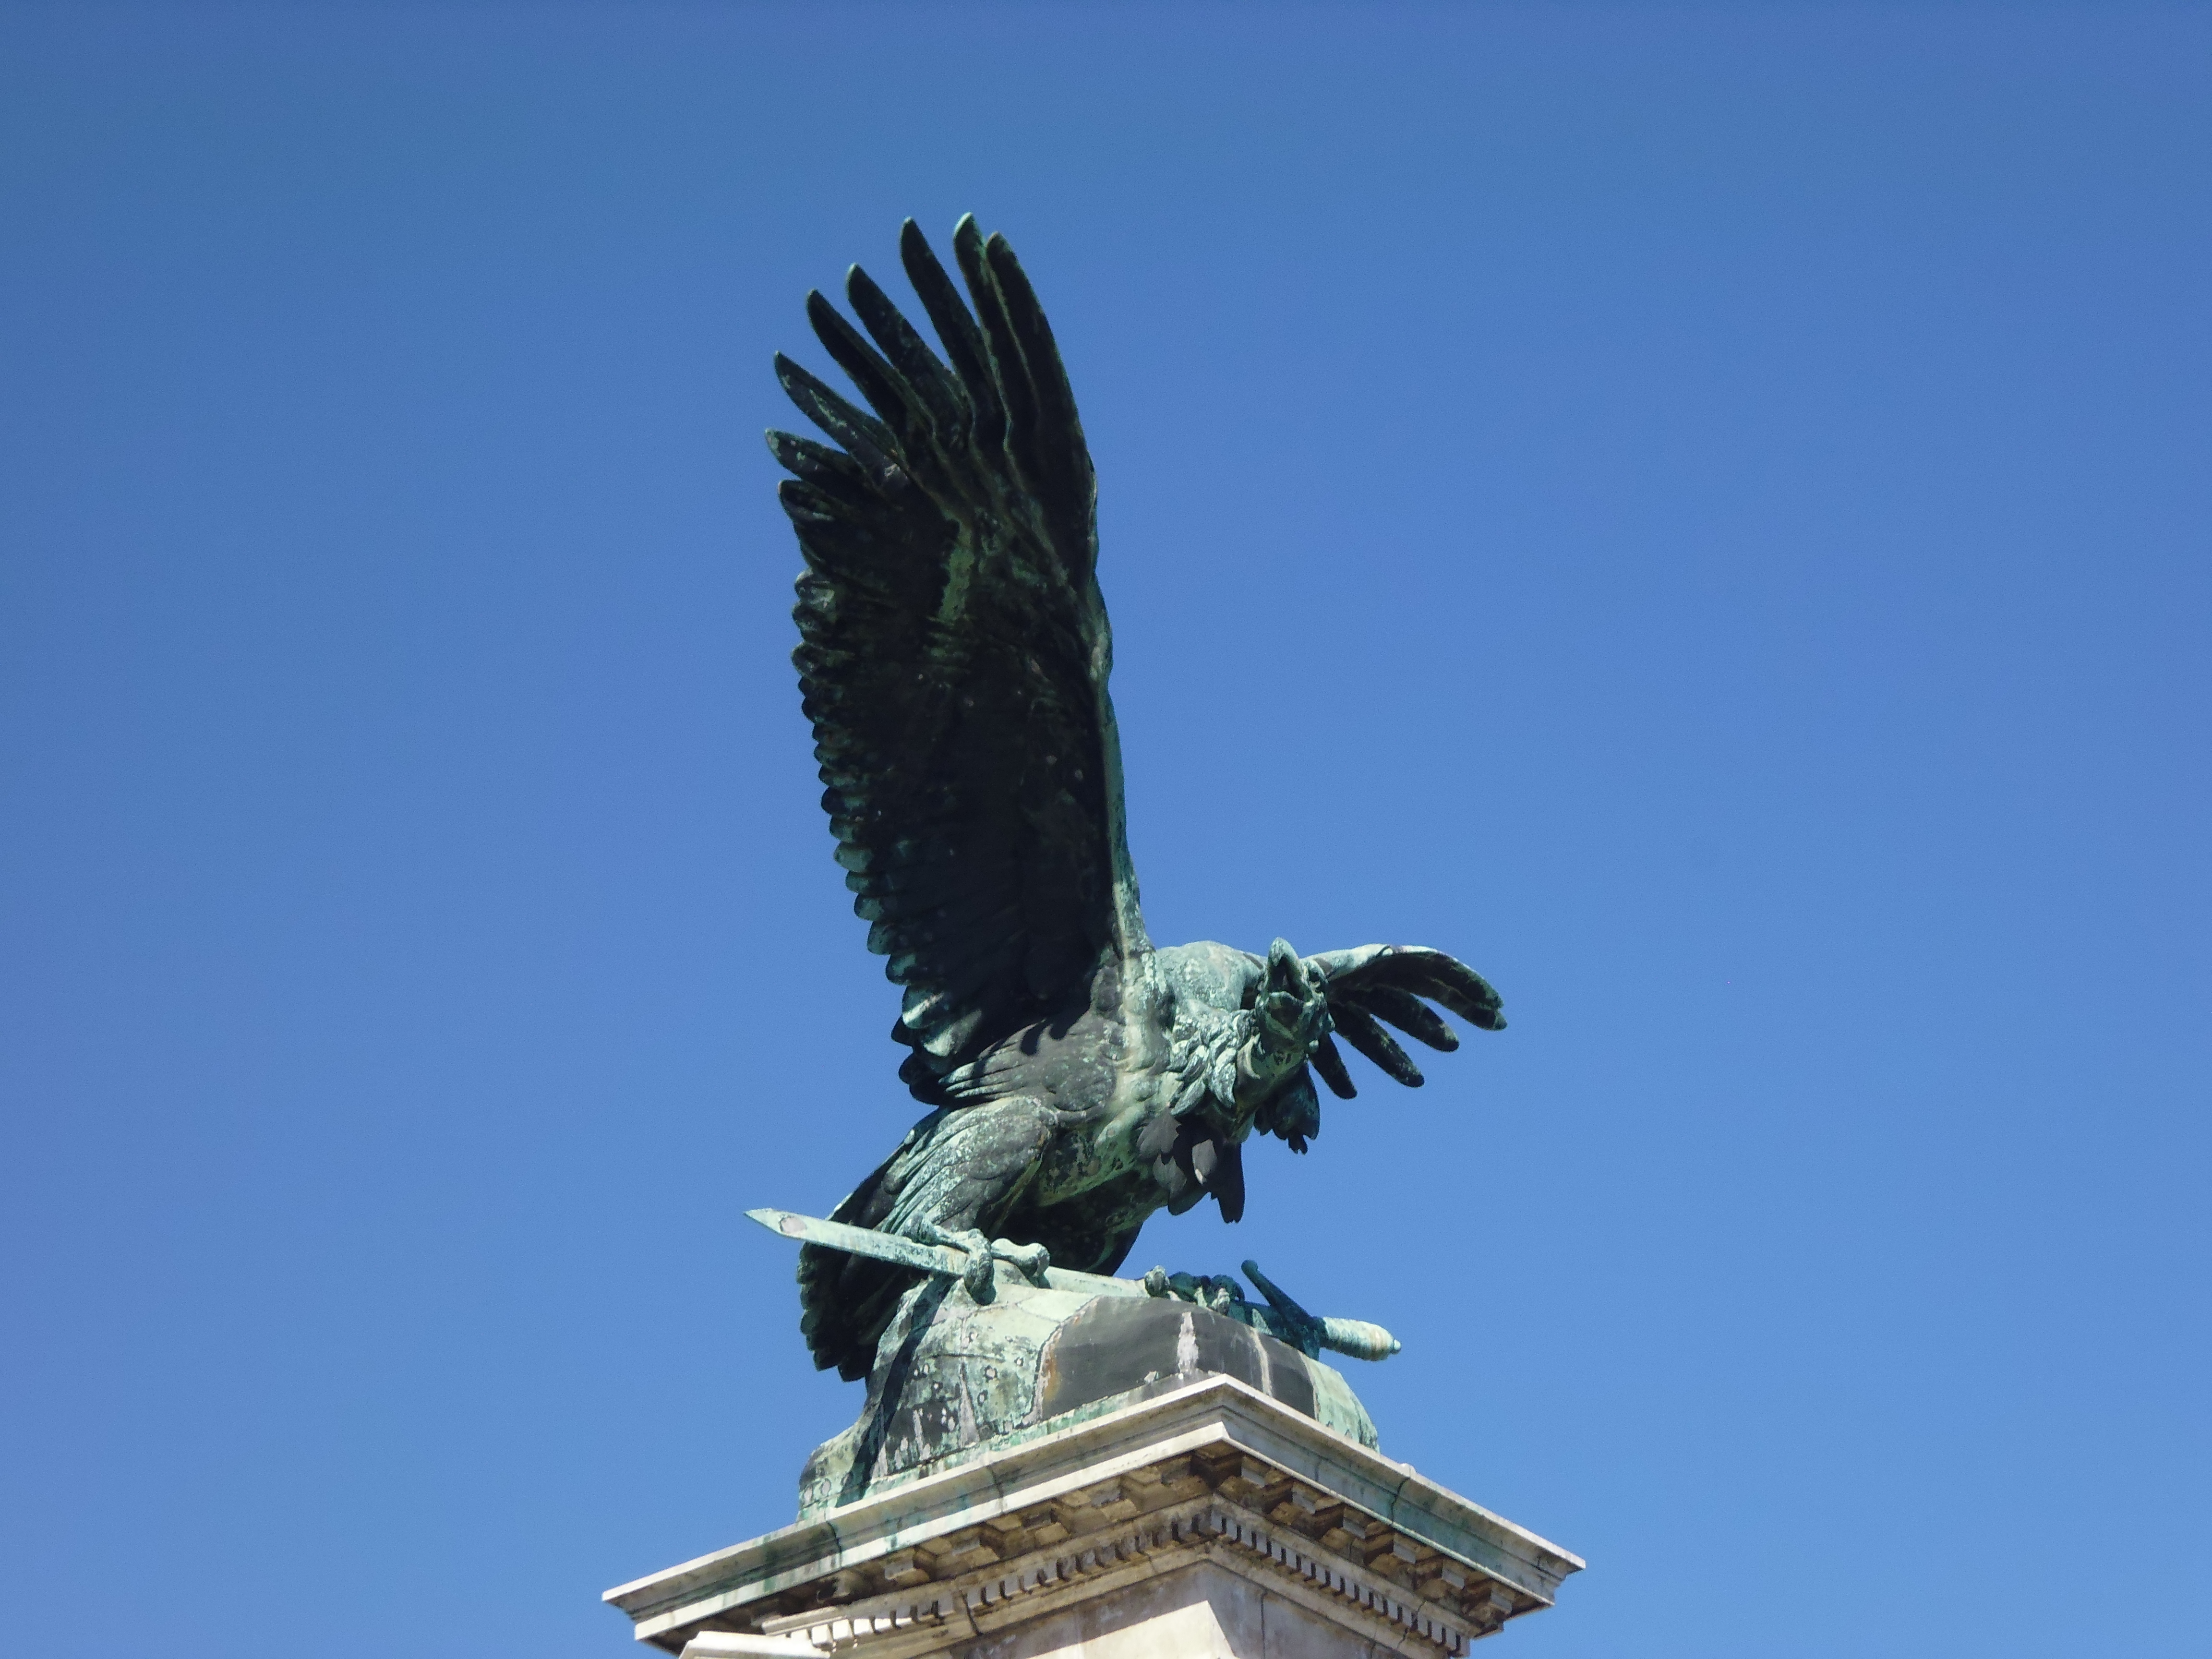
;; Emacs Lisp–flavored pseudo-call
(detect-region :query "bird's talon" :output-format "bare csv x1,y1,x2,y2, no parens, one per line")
992,1238,1052,1286
1152,1269,1246,1313
917,1223,998,1303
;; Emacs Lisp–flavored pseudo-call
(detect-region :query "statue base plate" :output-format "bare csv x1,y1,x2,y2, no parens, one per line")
604,1375,1581,1659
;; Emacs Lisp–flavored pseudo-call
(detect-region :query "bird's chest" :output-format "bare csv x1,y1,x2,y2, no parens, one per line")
1029,963,1181,1204
1034,1061,1176,1205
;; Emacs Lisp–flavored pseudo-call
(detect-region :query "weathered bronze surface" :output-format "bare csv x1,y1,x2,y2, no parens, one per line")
767,216,1505,1405
793,1255,1382,1517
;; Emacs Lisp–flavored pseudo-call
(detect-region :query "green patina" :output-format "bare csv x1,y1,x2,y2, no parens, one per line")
796,1261,1381,1518
764,216,1507,1479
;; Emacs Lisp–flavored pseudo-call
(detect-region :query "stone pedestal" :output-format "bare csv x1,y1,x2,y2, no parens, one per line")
604,1376,1581,1659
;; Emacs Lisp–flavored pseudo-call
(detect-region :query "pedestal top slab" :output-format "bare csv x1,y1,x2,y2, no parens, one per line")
605,1376,1581,1657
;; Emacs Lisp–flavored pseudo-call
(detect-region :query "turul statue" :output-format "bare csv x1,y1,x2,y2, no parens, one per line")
759,217,1505,1508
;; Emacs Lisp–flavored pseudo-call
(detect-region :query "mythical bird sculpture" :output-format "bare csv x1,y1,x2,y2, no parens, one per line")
769,217,1504,1382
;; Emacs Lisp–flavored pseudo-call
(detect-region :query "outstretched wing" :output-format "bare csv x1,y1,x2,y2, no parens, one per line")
1304,945,1505,1096
769,217,1148,1092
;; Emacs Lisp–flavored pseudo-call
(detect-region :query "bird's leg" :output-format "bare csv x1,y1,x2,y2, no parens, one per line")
911,1224,1053,1298
1142,1265,1247,1314
914,1221,998,1304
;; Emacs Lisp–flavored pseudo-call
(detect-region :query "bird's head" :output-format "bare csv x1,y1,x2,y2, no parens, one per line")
1242,937,1329,1152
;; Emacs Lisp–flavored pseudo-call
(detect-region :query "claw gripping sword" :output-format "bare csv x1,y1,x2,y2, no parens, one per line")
746,1207,1399,1363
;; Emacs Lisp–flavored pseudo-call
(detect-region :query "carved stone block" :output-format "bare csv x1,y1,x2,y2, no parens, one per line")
605,1375,1580,1659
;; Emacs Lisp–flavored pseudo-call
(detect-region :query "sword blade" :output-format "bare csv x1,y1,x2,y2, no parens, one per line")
744,1208,970,1278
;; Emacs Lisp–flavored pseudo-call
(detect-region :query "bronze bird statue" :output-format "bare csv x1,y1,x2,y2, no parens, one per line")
769,216,1505,1381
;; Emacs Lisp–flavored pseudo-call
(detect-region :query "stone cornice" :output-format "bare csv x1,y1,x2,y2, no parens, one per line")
604,1375,1582,1655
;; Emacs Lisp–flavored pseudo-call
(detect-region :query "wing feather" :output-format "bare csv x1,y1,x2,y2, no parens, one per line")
844,264,967,435
1330,1003,1425,1087
901,218,1004,448
1300,943,1505,1090
1310,1032,1358,1099
773,355,899,478
983,233,1095,575
805,290,930,456
1353,984,1460,1052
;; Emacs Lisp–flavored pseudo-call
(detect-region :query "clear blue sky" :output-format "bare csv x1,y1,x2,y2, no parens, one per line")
2,5,2206,1656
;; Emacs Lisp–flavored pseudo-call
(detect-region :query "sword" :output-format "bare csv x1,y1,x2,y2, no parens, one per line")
745,1208,1399,1362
